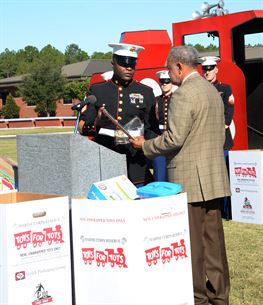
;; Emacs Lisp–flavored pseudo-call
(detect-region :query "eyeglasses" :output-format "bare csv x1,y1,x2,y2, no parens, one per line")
202,65,216,72
160,79,171,85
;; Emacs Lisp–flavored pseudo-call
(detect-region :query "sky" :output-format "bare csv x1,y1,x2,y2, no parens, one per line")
0,0,262,55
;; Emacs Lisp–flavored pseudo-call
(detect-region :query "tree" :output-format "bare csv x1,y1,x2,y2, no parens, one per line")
64,79,90,101
16,46,40,75
39,44,65,67
65,44,89,64
0,49,18,78
91,51,112,59
0,95,20,118
19,60,66,117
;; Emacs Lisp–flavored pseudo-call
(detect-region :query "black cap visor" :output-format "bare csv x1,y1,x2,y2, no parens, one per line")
202,65,216,72
160,78,171,85
114,54,137,69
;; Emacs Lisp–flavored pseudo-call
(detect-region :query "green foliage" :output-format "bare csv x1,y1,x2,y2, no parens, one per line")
91,51,112,59
39,45,65,67
0,49,18,78
187,43,219,52
17,46,39,63
16,46,40,75
64,78,90,101
19,60,66,117
65,44,89,64
0,95,20,118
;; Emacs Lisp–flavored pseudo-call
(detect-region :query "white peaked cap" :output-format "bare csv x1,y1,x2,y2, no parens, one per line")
156,70,170,79
199,56,220,66
101,71,113,81
108,43,145,58
140,78,162,97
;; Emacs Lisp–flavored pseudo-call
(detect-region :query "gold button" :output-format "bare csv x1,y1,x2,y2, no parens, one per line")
118,116,122,120
136,105,139,108
120,93,123,97
119,87,123,91
119,101,123,105
118,108,122,112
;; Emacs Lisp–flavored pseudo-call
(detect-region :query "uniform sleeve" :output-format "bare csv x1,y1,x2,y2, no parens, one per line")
144,89,160,139
223,85,234,126
79,86,98,135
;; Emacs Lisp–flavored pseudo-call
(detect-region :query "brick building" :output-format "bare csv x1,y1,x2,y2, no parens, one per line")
0,59,112,118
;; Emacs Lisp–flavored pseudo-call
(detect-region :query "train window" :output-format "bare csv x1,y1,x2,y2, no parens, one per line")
244,33,263,61
184,32,219,57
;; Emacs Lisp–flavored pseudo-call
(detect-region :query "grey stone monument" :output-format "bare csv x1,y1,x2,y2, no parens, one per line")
17,133,127,198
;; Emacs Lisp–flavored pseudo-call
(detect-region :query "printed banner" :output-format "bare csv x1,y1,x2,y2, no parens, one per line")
229,150,263,224
0,194,72,305
72,193,194,305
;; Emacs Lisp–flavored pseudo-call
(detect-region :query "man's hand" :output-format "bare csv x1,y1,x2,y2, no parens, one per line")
95,106,111,127
129,136,145,150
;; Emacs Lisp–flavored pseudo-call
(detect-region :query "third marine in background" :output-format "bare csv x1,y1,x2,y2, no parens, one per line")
200,56,235,220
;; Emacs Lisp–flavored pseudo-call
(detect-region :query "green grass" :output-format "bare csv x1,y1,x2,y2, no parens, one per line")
0,127,74,162
223,220,263,305
0,127,74,136
0,127,262,305
0,138,17,161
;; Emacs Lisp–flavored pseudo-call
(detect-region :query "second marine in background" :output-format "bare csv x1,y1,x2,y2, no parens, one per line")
153,70,177,181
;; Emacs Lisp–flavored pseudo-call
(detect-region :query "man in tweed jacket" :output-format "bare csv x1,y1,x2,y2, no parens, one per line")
130,46,231,305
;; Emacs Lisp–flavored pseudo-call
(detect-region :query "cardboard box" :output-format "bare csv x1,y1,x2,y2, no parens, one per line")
0,192,72,305
88,175,139,200
71,193,194,305
229,150,263,224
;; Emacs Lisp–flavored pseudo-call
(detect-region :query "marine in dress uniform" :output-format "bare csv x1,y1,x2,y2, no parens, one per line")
79,43,159,186
153,70,174,181
201,56,235,219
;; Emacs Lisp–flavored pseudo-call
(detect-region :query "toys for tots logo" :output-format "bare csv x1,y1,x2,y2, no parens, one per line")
234,166,257,178
14,225,64,250
82,247,128,268
145,239,188,266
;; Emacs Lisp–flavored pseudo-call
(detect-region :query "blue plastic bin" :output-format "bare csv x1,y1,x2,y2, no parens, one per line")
136,181,182,198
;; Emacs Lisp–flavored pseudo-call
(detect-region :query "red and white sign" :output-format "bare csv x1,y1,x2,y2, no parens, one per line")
71,193,194,305
0,193,72,305
229,150,263,224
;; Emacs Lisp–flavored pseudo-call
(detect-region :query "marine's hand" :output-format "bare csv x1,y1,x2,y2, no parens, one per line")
95,106,111,127
129,136,145,149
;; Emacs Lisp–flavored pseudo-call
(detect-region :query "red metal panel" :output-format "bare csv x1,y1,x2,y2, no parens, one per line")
170,10,263,150
120,30,172,69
